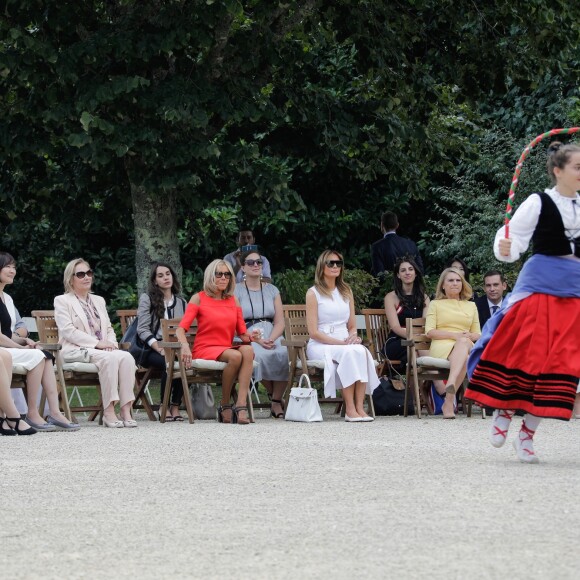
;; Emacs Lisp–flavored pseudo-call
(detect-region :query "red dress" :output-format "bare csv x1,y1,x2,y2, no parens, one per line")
179,291,247,360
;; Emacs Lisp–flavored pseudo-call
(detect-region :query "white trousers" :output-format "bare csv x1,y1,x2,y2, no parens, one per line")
88,349,136,409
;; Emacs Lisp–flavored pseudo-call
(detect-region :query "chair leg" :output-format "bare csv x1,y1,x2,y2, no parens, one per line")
250,378,260,404
366,393,375,418
132,370,157,421
159,373,173,423
181,381,195,424
246,391,255,423
421,381,433,416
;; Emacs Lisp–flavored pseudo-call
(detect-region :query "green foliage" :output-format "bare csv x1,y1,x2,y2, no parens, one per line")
275,266,379,312
275,267,315,307
1,0,579,315
423,79,578,276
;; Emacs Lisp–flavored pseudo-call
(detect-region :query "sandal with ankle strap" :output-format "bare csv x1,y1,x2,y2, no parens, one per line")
0,417,17,436
270,399,284,419
233,405,250,425
5,417,37,435
218,404,234,424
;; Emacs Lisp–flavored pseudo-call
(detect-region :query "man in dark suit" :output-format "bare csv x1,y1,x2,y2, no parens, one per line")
370,212,424,276
475,270,507,327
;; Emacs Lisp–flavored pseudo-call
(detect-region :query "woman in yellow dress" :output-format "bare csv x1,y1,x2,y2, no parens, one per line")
425,268,481,418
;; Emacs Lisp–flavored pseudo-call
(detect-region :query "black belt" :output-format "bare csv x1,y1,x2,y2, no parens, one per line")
245,318,273,325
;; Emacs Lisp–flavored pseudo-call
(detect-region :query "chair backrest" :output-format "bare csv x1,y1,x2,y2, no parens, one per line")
405,317,430,351
160,317,196,352
362,308,389,361
283,304,306,319
31,310,58,344
117,309,137,336
282,305,308,344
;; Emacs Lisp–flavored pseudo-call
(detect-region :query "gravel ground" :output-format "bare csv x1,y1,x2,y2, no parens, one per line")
1,407,579,580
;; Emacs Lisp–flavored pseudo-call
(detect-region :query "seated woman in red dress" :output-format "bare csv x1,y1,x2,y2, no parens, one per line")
176,259,257,425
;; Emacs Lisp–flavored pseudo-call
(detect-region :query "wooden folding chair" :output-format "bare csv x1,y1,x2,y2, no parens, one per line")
404,317,475,419
32,310,110,424
158,318,258,424
10,363,30,414
362,308,403,381
117,309,159,422
281,305,375,418
117,309,136,336
23,311,71,419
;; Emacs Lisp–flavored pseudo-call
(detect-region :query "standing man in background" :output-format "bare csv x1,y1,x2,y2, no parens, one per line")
370,212,424,276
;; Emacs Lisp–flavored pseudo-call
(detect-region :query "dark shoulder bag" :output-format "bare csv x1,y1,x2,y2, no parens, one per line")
122,317,153,366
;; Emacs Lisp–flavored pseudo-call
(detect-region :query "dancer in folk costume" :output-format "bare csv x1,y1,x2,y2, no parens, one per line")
465,140,580,464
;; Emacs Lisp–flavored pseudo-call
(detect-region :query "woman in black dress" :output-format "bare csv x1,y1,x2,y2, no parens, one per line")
382,257,430,367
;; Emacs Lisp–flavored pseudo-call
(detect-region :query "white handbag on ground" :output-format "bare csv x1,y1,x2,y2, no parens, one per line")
284,374,323,422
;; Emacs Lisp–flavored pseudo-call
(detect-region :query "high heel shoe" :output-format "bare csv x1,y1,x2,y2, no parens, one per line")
233,405,250,425
217,404,234,424
270,399,285,419
5,417,37,435
0,417,17,436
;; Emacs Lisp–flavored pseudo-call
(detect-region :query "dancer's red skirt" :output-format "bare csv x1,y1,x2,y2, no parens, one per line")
465,293,580,419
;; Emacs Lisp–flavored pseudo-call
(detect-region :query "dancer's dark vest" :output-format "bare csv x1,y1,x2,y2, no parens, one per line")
531,192,580,258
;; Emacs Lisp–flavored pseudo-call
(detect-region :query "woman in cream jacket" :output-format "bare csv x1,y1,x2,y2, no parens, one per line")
54,258,137,428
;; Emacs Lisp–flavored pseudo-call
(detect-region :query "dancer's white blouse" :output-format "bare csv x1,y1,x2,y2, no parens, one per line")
494,187,580,262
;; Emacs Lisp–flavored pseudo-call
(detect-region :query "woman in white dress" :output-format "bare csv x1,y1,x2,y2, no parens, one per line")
306,250,380,422
0,349,36,435
0,252,79,431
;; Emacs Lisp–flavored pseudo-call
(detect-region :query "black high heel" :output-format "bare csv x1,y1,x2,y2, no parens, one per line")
270,399,284,419
233,405,250,425
5,417,37,435
0,417,17,436
217,404,233,424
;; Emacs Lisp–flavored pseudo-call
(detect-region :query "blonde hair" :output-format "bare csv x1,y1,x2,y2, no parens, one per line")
203,259,235,298
63,258,91,294
314,249,352,300
434,268,473,301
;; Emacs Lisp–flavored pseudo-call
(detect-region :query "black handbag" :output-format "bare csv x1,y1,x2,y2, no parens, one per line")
372,377,414,416
122,317,150,366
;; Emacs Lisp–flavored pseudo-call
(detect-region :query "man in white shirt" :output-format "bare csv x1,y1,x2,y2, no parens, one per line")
475,270,507,328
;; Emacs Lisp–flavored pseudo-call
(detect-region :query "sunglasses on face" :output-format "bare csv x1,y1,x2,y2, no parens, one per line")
215,271,232,279
244,259,263,267
74,270,94,279
325,260,344,268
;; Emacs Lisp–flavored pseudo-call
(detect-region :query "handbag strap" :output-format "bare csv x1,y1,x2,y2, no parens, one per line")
297,373,312,389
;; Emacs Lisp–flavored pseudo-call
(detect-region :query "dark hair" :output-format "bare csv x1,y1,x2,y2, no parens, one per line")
147,262,182,319
0,252,16,270
380,212,398,231
445,256,470,282
240,250,262,264
392,256,426,310
483,270,505,283
546,141,580,184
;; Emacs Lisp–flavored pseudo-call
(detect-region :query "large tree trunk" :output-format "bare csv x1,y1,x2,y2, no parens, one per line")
128,179,182,296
